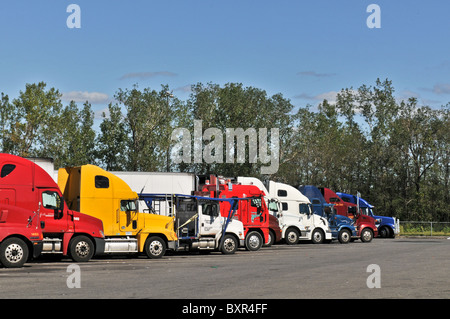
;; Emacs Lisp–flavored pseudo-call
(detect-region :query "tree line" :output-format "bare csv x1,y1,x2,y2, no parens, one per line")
0,79,448,222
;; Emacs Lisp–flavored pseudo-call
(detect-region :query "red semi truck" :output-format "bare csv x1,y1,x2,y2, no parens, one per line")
199,175,270,251
0,154,105,262
0,203,44,267
320,187,378,242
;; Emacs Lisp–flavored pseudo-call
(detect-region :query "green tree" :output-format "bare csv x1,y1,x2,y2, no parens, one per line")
7,82,63,157
96,103,128,171
114,84,182,171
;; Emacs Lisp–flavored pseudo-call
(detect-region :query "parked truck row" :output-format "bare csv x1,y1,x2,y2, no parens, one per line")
0,153,398,268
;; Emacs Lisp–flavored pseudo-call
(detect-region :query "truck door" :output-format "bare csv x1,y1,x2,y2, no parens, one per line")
39,189,69,233
250,197,264,225
198,202,223,236
118,199,139,234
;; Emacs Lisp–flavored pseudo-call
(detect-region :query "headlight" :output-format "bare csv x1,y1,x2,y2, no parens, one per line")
99,230,105,238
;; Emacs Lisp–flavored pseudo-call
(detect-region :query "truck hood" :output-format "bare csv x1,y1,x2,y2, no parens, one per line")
70,210,104,238
373,215,395,225
334,215,354,225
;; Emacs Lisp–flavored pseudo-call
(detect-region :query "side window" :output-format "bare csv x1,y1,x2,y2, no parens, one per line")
95,175,109,188
1,164,16,178
299,203,309,214
120,200,137,211
281,202,288,210
202,203,219,217
42,191,62,210
250,197,261,208
277,189,287,197
329,197,341,203
268,201,279,213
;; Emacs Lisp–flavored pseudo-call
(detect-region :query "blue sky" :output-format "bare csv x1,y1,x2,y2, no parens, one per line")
1,1,449,119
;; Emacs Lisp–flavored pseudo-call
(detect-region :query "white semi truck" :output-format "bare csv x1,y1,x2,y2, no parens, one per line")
236,177,332,244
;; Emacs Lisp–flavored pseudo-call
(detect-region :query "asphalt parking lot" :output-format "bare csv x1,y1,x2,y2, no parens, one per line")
1,237,449,300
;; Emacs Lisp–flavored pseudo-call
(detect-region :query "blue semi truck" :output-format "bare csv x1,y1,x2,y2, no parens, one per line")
298,185,357,243
337,192,399,238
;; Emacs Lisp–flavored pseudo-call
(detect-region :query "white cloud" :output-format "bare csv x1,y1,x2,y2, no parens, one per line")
174,85,192,93
432,83,450,95
294,90,339,103
296,71,336,77
62,91,110,104
314,91,339,103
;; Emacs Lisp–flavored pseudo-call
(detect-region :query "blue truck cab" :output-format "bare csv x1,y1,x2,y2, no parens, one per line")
298,185,357,244
337,192,399,238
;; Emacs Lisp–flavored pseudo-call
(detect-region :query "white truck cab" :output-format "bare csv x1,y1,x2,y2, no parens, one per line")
237,177,332,244
140,194,245,254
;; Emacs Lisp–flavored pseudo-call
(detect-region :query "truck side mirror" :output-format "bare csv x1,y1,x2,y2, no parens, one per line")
54,196,65,220
54,208,63,220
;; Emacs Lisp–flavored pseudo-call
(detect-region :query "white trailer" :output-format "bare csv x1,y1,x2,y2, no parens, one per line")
112,171,196,194
236,177,332,244
112,172,197,216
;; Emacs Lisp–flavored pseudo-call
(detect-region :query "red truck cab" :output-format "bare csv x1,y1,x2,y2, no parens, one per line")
199,176,270,251
320,187,377,242
0,154,105,262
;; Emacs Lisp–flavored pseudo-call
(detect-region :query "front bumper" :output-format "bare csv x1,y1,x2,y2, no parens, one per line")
94,238,106,256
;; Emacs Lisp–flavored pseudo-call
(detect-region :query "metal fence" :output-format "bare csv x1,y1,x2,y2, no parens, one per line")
399,221,450,236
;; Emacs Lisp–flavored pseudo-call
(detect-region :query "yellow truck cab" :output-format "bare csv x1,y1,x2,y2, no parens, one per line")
58,164,177,258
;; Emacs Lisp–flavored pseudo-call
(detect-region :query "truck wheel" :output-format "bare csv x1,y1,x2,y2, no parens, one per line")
69,235,95,262
265,230,275,247
338,229,351,244
311,229,324,244
360,228,373,243
379,226,391,238
285,228,299,245
144,236,166,259
0,238,29,268
245,231,263,251
221,234,238,254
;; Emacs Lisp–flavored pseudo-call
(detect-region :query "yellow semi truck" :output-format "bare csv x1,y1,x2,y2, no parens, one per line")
58,164,177,258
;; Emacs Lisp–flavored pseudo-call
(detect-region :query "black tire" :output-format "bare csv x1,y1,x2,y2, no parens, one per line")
69,235,95,262
285,228,300,245
0,238,29,268
378,226,391,238
265,230,276,247
311,229,324,244
245,231,263,251
221,234,238,254
144,236,166,259
360,228,374,243
338,229,351,244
